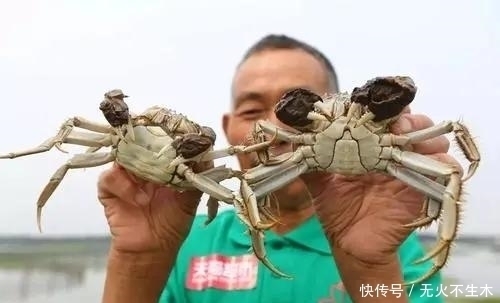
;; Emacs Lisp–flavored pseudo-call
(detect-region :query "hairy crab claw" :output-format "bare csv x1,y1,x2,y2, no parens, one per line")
158,127,218,170
347,76,417,126
275,88,324,129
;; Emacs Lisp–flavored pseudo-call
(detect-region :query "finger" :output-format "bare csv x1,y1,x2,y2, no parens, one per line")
426,153,464,178
412,135,450,155
97,164,153,206
391,113,450,154
391,113,434,135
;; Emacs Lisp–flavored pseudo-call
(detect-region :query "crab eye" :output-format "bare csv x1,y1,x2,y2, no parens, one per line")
351,76,417,122
274,88,323,128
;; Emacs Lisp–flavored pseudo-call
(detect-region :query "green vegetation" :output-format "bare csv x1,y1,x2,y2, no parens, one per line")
0,236,110,269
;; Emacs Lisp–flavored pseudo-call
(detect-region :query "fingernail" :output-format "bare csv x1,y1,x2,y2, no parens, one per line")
399,117,413,134
135,190,150,205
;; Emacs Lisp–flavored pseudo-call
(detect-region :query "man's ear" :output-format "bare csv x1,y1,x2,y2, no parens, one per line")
222,113,230,138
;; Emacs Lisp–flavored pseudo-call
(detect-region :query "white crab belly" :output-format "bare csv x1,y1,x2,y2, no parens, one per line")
312,140,382,175
114,126,183,185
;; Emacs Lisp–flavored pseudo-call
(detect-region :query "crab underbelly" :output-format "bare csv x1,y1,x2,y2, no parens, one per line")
313,139,382,175
116,140,181,185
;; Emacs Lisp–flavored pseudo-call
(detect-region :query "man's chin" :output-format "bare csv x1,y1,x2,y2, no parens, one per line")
269,179,312,210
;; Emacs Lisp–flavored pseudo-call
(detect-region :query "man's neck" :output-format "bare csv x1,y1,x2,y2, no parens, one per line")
270,205,315,235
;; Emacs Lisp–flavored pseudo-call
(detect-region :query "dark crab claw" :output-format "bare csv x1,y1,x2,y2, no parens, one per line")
99,89,131,127
99,89,135,142
275,88,323,128
351,76,417,122
105,89,129,99
171,133,214,159
200,126,217,145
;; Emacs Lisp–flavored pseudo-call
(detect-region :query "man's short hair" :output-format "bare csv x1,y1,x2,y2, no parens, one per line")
239,34,339,92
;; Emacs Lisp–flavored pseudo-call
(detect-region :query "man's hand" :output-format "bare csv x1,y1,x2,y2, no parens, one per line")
303,111,461,263
300,110,461,302
98,163,203,254
98,161,212,303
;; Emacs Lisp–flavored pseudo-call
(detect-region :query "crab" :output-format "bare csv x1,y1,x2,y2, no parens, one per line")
0,89,293,279
234,76,480,285
0,90,273,230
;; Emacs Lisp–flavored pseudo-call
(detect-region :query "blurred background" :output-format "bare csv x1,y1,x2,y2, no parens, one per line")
0,0,498,302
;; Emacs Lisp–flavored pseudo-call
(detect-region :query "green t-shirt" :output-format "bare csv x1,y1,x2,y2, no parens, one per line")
159,209,444,302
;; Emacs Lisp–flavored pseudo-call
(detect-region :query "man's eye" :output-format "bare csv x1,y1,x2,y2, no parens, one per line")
241,109,264,118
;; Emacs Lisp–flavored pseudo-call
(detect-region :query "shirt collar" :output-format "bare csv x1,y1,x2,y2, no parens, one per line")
228,211,332,255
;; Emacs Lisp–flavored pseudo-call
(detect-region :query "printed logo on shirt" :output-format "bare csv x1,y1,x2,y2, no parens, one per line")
186,253,258,291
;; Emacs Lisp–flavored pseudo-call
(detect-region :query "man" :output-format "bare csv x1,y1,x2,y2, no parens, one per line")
98,35,457,303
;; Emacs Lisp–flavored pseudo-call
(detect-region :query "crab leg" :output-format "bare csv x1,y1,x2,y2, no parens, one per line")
240,179,276,230
257,195,282,225
176,163,239,204
385,164,446,226
232,195,291,279
233,195,253,228
164,140,277,170
381,120,480,181
257,120,316,145
201,120,309,167
0,119,114,159
386,164,455,286
37,151,116,233
249,228,293,279
249,122,281,165
386,163,447,202
177,163,275,230
404,176,446,229
385,151,462,285
174,165,243,188
177,165,246,229
250,160,310,201
243,152,298,183
201,166,260,226
199,131,280,162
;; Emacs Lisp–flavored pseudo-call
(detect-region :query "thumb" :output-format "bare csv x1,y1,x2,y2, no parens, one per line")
98,164,154,207
172,189,204,216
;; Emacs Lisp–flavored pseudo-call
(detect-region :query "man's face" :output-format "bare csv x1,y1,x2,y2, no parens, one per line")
222,48,332,205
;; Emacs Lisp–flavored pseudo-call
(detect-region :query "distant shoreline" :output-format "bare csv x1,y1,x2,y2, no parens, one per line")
0,232,497,242
0,233,498,251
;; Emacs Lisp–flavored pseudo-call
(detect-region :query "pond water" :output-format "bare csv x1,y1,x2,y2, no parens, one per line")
0,241,498,302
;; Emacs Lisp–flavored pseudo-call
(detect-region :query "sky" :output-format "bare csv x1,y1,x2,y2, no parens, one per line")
0,0,498,236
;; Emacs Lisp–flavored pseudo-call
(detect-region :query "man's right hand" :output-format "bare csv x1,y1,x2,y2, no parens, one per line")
97,163,203,254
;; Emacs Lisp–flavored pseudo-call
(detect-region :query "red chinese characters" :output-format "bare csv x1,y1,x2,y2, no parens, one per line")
186,254,258,290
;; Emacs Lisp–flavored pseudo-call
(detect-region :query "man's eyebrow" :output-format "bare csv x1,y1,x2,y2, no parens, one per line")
232,85,318,109
233,91,264,108
285,85,316,94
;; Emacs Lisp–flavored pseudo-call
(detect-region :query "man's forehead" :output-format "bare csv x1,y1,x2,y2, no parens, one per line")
234,49,326,81
230,49,329,105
